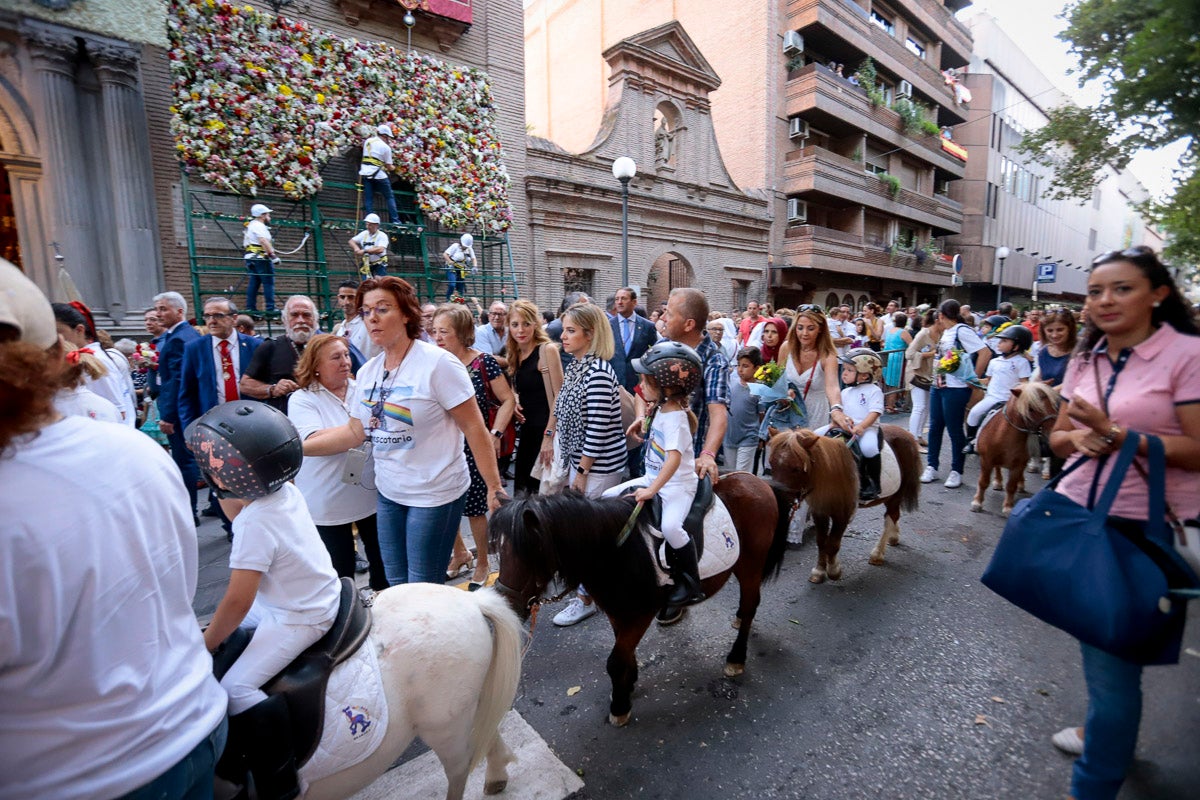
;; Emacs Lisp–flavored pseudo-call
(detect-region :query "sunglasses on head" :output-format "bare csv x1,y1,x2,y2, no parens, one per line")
798,304,824,315
1092,245,1155,266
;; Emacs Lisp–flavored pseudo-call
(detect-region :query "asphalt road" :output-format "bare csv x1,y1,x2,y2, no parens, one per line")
193,419,1200,799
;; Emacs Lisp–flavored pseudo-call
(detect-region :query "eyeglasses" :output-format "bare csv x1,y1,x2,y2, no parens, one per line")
360,305,396,318
202,312,232,321
488,311,507,317
1092,245,1154,265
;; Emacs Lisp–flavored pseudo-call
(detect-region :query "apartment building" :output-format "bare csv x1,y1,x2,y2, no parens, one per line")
946,14,1164,307
525,0,975,310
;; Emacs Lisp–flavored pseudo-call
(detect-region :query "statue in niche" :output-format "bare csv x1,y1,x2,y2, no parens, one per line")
653,110,675,167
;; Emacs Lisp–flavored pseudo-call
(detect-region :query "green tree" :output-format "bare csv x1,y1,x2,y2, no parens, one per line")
1015,0,1200,268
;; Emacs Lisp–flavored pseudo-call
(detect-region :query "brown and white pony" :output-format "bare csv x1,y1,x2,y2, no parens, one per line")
970,382,1060,517
767,425,922,583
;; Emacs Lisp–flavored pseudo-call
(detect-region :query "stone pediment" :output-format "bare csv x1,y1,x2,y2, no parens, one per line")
601,20,720,93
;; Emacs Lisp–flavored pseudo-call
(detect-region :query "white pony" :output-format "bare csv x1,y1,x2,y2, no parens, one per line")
225,583,524,800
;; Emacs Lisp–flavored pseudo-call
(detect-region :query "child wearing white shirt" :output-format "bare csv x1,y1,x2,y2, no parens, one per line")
815,351,885,500
963,326,1033,453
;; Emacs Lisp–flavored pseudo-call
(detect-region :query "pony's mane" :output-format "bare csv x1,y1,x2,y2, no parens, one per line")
1014,381,1059,421
767,428,859,518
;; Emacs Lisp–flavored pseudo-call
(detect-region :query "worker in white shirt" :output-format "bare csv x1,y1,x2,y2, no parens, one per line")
442,233,476,300
349,213,390,278
359,124,399,224
243,203,277,313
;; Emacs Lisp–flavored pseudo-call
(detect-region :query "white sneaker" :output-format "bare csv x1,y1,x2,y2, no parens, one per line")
944,470,963,489
1051,726,1084,755
920,466,938,483
552,597,597,627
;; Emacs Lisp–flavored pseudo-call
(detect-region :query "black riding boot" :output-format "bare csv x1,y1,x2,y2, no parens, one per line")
662,538,705,616
231,694,300,800
859,454,882,501
962,424,978,455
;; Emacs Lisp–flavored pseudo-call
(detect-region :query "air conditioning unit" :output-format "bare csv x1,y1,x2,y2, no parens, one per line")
787,198,808,223
788,117,810,139
783,31,804,55
898,80,913,98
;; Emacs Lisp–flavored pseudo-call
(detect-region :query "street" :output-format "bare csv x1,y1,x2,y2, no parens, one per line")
193,419,1200,799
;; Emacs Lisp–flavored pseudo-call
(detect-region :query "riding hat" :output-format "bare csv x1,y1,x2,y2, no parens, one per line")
188,402,302,500
982,314,1010,333
376,124,394,138
632,341,703,398
363,213,381,225
250,203,272,218
994,323,1033,352
839,347,883,382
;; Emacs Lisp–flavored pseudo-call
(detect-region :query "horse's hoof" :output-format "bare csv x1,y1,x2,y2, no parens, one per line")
868,553,885,566
809,569,827,584
991,481,1003,491
827,566,843,581
609,712,631,727
970,502,983,512
1001,507,1012,518
887,533,900,546
724,662,745,677
731,616,741,630
484,780,508,795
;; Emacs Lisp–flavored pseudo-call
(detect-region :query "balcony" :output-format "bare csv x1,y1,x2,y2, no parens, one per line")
908,0,973,65
787,0,969,125
786,64,967,177
783,145,964,233
778,224,956,285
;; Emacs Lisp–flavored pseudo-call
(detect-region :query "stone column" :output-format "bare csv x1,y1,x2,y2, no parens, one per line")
23,22,101,305
93,40,162,323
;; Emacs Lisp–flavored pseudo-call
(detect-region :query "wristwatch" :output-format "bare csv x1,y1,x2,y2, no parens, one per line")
491,429,503,438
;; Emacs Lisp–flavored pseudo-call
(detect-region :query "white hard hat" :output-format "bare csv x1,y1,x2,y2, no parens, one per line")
363,213,381,225
460,233,473,248
250,203,272,217
376,124,394,138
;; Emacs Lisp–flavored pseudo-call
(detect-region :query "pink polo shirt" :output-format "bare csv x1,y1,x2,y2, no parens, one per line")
1057,324,1200,520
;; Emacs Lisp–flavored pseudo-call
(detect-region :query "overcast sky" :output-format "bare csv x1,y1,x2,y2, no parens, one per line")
960,0,1187,200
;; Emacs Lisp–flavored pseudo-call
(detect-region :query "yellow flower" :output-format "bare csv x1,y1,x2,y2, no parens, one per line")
279,85,293,97
283,180,296,193
315,93,325,104
206,119,226,131
301,53,314,64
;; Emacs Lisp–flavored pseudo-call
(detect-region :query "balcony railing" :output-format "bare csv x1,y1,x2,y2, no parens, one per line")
780,224,956,278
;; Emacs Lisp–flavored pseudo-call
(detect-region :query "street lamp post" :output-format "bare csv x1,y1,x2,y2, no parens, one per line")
612,157,637,287
995,246,1010,308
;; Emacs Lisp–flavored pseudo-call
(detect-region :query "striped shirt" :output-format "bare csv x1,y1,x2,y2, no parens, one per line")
556,357,626,475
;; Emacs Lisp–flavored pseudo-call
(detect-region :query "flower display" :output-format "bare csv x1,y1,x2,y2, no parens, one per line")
166,0,512,232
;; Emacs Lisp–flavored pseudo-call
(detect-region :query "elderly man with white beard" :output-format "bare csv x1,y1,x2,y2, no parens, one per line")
238,295,317,413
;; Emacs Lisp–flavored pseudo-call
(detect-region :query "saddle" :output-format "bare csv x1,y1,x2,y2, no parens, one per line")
211,577,372,767
823,426,881,459
978,401,1006,433
643,476,714,561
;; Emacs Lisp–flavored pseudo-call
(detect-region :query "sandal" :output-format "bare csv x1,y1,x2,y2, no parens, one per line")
445,554,475,579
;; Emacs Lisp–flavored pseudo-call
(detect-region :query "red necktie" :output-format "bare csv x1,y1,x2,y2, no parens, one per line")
219,340,238,402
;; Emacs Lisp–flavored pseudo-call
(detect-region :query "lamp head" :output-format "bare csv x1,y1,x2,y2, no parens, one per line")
612,156,637,182
996,246,1010,260
403,11,416,27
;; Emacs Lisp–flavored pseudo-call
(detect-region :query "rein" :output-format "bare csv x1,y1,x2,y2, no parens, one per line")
1001,403,1057,437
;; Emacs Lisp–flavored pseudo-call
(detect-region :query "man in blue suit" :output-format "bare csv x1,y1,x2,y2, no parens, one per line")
179,296,260,535
608,287,658,477
153,291,202,523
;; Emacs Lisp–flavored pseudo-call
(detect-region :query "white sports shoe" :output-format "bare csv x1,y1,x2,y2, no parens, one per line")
552,597,597,627
944,470,963,489
1051,726,1084,755
920,466,938,483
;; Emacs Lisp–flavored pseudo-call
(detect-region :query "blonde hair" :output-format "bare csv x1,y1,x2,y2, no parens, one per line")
62,339,108,381
785,309,837,362
293,333,347,389
563,303,614,360
505,299,550,375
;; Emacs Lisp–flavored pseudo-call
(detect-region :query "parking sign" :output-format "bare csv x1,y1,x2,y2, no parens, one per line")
1036,262,1057,284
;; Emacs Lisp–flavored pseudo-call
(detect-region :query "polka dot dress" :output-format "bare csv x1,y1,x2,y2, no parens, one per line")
462,353,502,517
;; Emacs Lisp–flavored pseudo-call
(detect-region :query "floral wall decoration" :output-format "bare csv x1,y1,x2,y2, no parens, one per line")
166,0,512,232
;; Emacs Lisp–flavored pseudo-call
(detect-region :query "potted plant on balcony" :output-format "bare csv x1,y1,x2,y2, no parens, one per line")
878,172,902,198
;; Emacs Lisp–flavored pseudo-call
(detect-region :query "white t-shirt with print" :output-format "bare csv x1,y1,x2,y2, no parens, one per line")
288,382,378,526
644,408,695,490
936,323,988,389
351,229,390,264
842,382,884,427
54,385,122,424
983,353,1032,405
351,340,475,507
229,482,340,626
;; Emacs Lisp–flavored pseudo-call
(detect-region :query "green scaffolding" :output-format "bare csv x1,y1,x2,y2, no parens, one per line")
182,169,519,336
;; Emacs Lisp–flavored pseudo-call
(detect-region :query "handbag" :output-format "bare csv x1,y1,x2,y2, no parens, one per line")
474,354,516,459
981,432,1197,664
910,374,933,390
532,434,569,495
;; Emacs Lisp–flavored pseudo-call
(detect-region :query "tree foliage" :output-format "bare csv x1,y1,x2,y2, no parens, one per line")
1015,0,1200,268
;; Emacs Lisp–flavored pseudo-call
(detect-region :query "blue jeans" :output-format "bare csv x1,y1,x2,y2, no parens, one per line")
363,176,399,223
927,385,971,474
376,492,467,585
116,718,227,800
167,426,199,515
446,268,465,300
244,258,275,312
1072,643,1144,800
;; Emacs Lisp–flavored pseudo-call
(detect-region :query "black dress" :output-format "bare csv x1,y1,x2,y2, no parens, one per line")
463,352,503,517
512,345,552,495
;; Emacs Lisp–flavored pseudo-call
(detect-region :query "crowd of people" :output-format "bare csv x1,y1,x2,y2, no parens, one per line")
2,241,1198,800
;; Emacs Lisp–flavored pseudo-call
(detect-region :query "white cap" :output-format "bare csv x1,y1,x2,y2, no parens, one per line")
376,124,394,138
460,233,473,248
0,257,57,349
250,203,272,218
363,213,381,225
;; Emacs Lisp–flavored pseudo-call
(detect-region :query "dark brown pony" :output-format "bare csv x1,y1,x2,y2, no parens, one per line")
488,472,783,726
971,382,1060,516
768,424,922,582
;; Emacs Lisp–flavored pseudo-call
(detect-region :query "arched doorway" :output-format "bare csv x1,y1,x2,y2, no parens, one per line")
645,251,693,310
0,163,19,267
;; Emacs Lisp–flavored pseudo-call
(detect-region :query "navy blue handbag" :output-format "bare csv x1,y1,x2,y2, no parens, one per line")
981,432,1197,664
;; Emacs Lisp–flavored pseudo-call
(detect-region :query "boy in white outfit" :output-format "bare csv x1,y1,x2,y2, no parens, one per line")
814,349,885,501
963,324,1033,453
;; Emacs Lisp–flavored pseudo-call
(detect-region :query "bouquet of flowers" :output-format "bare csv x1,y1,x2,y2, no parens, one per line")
748,360,806,435
753,361,783,386
449,293,468,305
935,349,962,375
133,342,159,372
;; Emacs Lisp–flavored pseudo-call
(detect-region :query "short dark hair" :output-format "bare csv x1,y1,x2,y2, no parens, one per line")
355,276,423,340
736,346,763,367
618,286,638,301
338,279,360,292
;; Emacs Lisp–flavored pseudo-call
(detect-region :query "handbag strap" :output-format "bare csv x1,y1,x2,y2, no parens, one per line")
538,344,555,410
1091,431,1142,522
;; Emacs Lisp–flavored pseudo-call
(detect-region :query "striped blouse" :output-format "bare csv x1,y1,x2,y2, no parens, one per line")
556,357,626,475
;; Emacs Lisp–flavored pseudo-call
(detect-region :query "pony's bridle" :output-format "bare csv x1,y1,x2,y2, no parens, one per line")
490,508,574,648
1001,402,1059,441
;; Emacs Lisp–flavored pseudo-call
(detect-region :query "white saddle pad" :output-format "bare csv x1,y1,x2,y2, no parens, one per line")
877,442,900,500
298,636,390,785
647,496,740,585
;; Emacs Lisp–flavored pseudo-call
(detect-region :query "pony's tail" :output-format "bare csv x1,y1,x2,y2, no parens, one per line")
464,588,525,773
885,425,922,513
763,481,796,581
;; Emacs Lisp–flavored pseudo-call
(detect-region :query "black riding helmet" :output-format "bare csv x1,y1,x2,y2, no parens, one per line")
994,323,1033,352
982,314,1011,332
188,402,302,500
632,341,704,397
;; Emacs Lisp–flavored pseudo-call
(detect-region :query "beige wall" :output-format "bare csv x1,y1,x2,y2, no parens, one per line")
0,0,168,46
525,0,772,193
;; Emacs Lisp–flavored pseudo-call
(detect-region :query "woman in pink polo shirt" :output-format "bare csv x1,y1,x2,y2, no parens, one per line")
1046,245,1200,800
